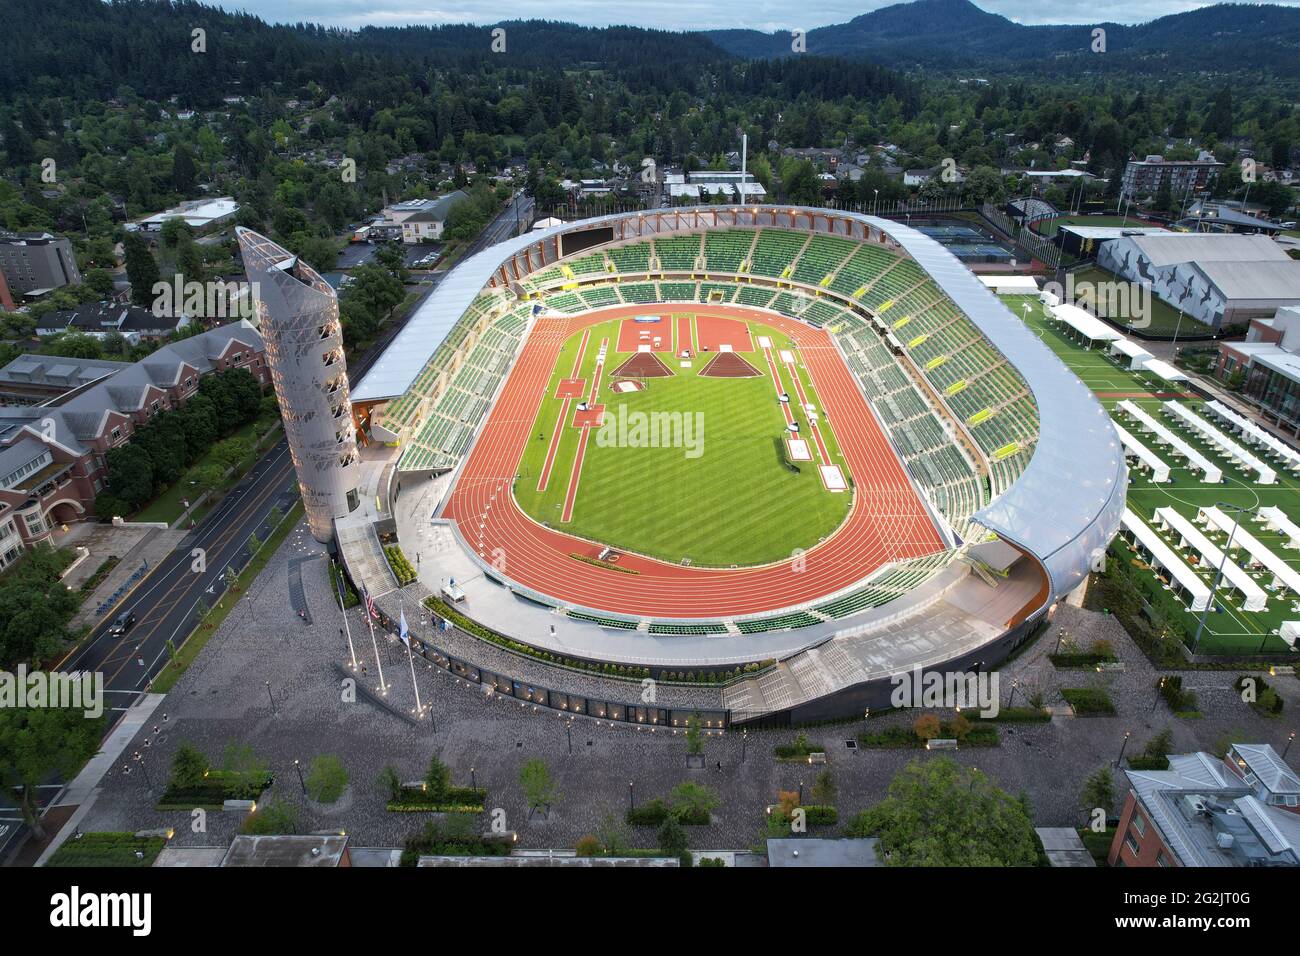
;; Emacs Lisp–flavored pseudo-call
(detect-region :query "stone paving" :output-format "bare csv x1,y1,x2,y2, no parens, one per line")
76,522,1300,855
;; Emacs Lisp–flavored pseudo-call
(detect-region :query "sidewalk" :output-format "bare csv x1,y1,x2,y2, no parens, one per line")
68,529,187,633
32,693,168,867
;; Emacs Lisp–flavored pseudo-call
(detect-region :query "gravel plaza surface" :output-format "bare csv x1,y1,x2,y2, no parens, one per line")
75,520,1300,856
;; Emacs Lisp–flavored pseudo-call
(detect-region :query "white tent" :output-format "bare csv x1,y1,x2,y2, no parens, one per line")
979,275,1039,295
1141,359,1189,383
1119,510,1212,611
1049,303,1122,344
1109,338,1154,370
1155,506,1267,612
1113,421,1171,482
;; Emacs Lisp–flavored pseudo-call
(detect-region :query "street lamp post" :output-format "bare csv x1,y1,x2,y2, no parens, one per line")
1115,731,1132,768
470,767,477,790
1284,732,1295,760
265,680,276,716
293,759,307,796
628,781,634,810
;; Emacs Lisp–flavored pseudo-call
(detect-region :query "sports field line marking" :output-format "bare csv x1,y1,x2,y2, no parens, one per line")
538,329,590,491
561,427,590,523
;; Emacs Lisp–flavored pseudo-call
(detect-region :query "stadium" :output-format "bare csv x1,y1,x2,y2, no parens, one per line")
342,206,1126,726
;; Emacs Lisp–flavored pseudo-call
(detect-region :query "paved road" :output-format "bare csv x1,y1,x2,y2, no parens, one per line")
60,440,300,703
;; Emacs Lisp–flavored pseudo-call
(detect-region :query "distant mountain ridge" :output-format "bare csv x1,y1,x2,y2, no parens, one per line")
705,0,1300,73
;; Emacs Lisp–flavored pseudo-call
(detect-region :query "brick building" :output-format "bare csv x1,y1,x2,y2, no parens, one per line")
0,321,268,553
1109,743,1300,867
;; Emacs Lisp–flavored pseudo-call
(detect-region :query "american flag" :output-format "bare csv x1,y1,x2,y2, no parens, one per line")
361,585,378,621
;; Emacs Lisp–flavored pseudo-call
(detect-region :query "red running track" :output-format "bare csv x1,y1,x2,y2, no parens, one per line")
442,304,944,618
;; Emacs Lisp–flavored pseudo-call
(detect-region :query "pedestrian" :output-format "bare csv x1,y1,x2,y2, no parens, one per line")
716,760,722,772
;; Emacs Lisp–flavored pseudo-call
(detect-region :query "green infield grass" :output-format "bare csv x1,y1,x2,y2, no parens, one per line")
513,313,853,566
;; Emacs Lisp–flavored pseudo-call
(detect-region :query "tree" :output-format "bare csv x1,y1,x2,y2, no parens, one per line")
684,710,703,756
810,768,837,806
306,755,348,803
123,232,160,307
172,144,198,194
0,706,106,838
1080,766,1114,819
104,442,155,511
1142,727,1174,762
519,758,558,812
169,742,209,789
188,463,226,498
669,781,719,822
657,816,688,858
845,757,1039,866
424,754,452,799
378,765,402,801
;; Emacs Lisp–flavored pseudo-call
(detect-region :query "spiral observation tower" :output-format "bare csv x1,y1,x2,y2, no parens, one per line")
238,227,360,541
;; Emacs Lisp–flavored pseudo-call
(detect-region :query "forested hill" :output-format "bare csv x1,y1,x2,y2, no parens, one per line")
0,1,729,103
706,0,1300,75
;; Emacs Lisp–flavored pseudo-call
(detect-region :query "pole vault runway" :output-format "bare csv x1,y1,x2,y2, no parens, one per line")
442,303,945,618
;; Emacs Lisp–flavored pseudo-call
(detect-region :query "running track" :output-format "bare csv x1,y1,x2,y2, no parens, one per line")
442,304,943,617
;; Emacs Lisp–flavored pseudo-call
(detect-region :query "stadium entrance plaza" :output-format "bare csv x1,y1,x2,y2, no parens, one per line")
73,521,1299,853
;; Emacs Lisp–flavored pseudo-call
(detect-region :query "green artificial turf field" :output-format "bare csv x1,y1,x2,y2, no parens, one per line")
1003,293,1300,654
512,313,853,567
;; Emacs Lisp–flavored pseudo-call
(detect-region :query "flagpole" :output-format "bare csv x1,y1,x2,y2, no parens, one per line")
400,597,424,718
334,563,358,670
364,598,388,695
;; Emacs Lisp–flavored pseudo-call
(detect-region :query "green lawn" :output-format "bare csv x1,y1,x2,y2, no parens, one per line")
1004,293,1300,655
513,314,852,566
1067,265,1209,338
134,419,272,525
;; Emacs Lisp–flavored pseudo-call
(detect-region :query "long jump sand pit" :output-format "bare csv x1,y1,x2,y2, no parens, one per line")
699,350,762,378
610,351,674,378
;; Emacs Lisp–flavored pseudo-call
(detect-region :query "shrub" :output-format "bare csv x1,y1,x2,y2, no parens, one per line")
913,713,942,741
1157,675,1199,713
626,798,670,827
1235,675,1285,716
575,835,601,857
240,797,298,835
1061,687,1116,715
383,545,417,586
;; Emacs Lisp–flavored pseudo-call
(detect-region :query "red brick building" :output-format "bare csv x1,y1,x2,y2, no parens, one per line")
1109,743,1300,867
0,321,268,556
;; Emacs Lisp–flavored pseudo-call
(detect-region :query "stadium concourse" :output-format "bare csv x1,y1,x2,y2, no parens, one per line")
339,206,1125,724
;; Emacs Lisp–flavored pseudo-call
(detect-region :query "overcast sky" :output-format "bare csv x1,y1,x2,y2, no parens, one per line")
215,0,1296,31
